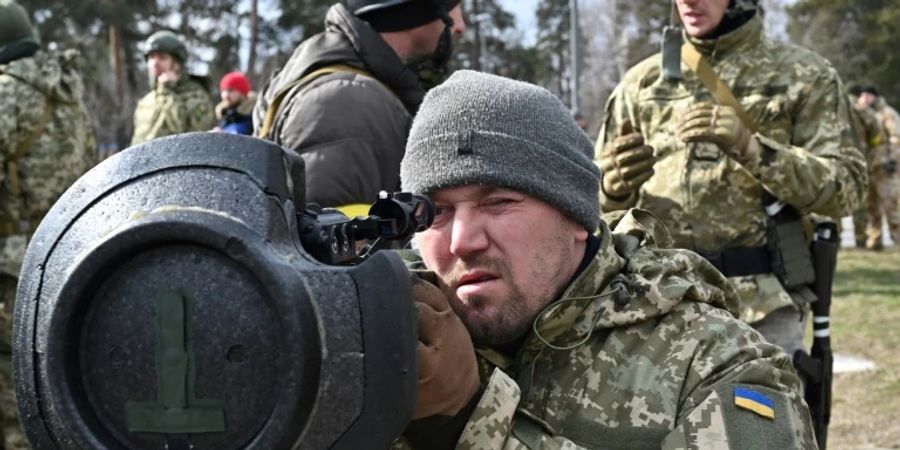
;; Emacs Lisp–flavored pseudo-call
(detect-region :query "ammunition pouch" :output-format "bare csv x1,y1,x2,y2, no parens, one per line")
765,202,816,290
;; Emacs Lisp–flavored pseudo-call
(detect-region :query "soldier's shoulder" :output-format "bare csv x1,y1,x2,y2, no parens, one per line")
760,39,840,79
181,76,211,96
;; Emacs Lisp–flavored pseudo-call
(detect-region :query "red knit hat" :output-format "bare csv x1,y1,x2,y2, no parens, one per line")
219,71,250,96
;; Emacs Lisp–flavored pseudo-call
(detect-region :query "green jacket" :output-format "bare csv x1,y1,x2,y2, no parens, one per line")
131,75,213,146
597,16,867,321
399,209,816,449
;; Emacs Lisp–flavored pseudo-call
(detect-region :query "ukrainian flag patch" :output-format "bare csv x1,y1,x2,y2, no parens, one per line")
733,387,775,420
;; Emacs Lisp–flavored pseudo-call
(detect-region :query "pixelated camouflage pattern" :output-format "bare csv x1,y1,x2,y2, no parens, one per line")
396,210,815,449
131,75,213,145
598,15,867,320
0,48,96,450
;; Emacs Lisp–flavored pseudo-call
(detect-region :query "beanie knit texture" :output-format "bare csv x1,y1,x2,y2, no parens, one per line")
401,70,601,232
219,71,251,96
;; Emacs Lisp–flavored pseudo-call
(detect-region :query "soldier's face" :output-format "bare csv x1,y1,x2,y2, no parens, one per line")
858,93,877,108
676,0,730,38
417,185,588,346
220,89,245,106
404,5,467,60
147,51,178,79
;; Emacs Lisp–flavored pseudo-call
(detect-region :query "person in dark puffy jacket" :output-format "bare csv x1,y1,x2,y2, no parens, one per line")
214,71,255,135
254,0,465,210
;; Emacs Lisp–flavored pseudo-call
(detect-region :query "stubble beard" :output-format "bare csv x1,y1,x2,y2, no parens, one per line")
442,250,573,348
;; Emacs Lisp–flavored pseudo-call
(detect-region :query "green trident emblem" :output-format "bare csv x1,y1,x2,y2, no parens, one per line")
125,290,226,434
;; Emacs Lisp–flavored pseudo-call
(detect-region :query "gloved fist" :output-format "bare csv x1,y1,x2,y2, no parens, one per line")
883,160,897,175
598,120,656,198
677,103,759,164
411,275,480,420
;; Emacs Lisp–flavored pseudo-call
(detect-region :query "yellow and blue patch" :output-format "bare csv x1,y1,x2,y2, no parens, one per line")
733,387,775,420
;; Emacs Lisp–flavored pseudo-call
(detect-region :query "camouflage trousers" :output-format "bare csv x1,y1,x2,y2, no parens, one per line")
0,276,28,450
863,170,900,249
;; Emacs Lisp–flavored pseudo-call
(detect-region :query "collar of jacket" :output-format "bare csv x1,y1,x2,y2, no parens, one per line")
216,92,257,120
323,4,424,113
1,50,75,103
478,208,740,371
685,14,762,59
153,74,202,94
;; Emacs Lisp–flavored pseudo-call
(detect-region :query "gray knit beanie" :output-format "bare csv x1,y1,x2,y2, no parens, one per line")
401,70,601,231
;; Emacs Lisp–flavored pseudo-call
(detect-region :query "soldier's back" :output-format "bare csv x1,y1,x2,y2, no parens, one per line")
0,49,96,227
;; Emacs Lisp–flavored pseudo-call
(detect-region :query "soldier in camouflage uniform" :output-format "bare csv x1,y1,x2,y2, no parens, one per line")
131,30,213,146
848,87,895,249
856,86,900,249
596,0,866,356
0,0,97,447
392,70,815,449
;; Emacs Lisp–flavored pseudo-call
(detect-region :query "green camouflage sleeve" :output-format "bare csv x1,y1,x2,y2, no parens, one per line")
157,82,212,134
0,76,18,183
751,71,867,217
182,89,214,133
454,353,815,449
595,84,641,212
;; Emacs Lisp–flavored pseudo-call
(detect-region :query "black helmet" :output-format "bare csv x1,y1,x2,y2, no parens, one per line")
347,0,460,32
0,0,39,64
0,0,37,49
14,133,417,449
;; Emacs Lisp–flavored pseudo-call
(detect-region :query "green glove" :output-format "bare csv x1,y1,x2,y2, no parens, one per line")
677,103,760,165
598,120,656,198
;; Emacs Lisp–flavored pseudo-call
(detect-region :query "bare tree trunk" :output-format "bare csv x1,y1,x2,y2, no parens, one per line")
247,0,258,82
109,25,123,104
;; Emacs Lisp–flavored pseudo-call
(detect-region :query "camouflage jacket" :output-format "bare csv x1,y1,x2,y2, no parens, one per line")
597,16,867,321
850,103,890,170
873,101,900,163
0,49,96,277
398,210,816,449
131,75,213,146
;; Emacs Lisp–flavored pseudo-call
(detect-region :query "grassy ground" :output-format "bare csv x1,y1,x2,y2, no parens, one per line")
821,248,900,449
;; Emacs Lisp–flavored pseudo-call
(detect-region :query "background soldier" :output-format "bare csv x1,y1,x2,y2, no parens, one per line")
596,0,866,357
253,0,465,212
0,0,96,447
857,86,900,249
131,30,213,146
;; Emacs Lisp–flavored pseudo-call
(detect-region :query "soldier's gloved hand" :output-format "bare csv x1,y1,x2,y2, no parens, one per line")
598,120,656,198
677,103,761,165
157,70,181,85
883,160,897,175
411,275,480,420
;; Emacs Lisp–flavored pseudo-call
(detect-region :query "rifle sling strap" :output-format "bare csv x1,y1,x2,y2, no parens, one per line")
681,42,756,133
